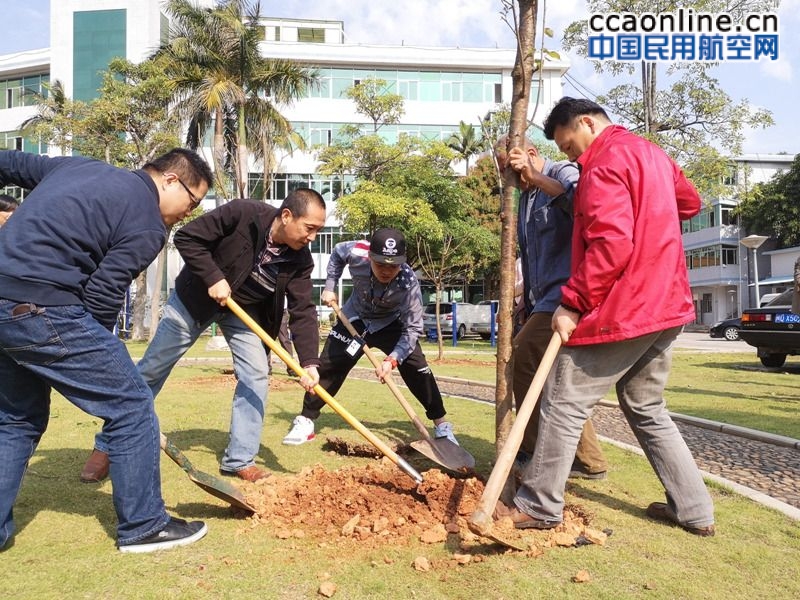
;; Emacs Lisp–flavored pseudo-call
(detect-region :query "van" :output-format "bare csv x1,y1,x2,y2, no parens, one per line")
422,302,493,339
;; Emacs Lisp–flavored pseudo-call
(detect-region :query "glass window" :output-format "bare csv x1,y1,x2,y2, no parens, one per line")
462,82,483,102
419,81,440,101
398,80,418,100
332,77,353,98
297,27,325,43
700,293,712,313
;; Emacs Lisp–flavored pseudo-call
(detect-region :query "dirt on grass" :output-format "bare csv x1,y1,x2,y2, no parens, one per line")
237,441,608,560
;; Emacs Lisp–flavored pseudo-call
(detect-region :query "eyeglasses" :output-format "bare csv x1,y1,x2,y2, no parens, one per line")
166,173,201,209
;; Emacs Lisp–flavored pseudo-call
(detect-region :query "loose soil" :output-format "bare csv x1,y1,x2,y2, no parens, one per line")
237,447,608,558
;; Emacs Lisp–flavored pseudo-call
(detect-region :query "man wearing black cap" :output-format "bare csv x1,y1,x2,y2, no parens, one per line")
283,228,458,446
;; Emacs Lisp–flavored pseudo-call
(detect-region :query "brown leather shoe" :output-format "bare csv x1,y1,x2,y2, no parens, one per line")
220,465,272,482
646,502,715,537
493,501,559,530
80,449,110,483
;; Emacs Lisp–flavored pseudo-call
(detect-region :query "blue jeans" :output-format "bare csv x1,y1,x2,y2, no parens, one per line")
95,291,270,472
515,326,714,528
0,299,169,549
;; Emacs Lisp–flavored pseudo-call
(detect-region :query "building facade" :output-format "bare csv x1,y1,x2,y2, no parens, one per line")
0,1,569,317
682,154,796,325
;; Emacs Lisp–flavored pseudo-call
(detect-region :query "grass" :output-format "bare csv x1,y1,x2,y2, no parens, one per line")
5,338,797,598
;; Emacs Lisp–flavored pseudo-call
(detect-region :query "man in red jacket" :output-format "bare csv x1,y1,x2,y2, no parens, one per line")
496,98,715,537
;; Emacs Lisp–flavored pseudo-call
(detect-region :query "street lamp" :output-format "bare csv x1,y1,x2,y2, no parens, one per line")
740,234,769,307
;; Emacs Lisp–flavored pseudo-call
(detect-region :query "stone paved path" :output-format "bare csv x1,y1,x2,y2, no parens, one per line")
376,372,800,511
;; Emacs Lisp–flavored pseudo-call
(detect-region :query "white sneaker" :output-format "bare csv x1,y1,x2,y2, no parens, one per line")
433,421,459,446
283,415,316,445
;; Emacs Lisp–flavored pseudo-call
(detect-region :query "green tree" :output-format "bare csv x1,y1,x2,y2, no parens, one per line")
157,0,317,198
19,57,183,341
345,77,405,132
736,154,800,248
563,0,776,196
20,80,78,154
317,132,422,182
447,121,485,173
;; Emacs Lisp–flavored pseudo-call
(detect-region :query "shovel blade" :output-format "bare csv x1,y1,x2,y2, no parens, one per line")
161,434,256,513
187,471,257,513
410,438,475,471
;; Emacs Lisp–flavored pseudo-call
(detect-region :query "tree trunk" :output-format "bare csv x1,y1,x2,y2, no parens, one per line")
641,61,657,134
213,107,227,206
237,104,249,198
148,239,171,341
130,272,148,341
495,0,537,456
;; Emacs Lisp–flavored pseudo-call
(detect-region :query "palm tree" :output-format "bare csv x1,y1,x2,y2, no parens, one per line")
20,79,80,154
447,121,484,174
156,0,317,199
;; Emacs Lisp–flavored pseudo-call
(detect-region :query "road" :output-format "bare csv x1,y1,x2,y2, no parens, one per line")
674,330,752,353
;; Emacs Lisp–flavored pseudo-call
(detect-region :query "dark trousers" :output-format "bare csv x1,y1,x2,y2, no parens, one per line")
301,319,446,421
512,311,608,473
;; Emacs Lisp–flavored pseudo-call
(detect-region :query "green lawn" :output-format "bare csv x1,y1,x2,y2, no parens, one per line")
1,347,799,599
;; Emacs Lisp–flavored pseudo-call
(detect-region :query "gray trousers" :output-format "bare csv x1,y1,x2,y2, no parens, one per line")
515,326,714,528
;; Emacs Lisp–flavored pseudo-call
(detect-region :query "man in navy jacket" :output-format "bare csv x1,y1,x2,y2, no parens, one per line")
0,148,214,553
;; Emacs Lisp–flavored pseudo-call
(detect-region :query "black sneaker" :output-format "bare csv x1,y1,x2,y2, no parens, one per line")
117,517,207,553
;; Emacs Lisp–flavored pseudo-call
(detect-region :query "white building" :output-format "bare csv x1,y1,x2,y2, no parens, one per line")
682,153,796,325
0,1,569,314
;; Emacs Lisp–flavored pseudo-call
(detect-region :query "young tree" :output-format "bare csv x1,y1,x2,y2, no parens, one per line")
492,0,538,453
345,77,405,132
563,0,776,196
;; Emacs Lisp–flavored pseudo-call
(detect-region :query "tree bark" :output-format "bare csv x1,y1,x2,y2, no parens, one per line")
495,0,537,456
130,272,148,341
148,238,171,341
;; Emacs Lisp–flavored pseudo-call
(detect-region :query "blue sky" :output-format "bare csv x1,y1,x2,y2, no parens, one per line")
3,0,798,155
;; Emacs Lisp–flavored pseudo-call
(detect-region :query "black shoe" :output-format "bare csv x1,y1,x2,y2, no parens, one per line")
117,517,208,553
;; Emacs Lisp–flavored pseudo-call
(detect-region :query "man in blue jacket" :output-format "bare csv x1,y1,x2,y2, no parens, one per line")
494,135,608,480
0,148,213,553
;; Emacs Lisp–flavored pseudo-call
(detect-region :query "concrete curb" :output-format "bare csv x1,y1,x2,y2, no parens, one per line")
599,437,800,522
433,375,800,451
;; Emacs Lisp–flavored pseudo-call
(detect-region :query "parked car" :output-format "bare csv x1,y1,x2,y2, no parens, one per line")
422,302,490,340
708,317,742,341
738,289,800,367
470,301,499,340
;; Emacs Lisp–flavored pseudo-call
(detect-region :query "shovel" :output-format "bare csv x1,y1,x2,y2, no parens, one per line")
468,331,561,550
160,433,256,513
329,300,475,472
225,298,423,485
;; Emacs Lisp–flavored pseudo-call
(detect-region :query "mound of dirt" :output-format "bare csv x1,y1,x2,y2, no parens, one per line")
239,456,607,555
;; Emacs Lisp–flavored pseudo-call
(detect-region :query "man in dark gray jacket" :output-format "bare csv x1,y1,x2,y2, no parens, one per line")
80,189,325,484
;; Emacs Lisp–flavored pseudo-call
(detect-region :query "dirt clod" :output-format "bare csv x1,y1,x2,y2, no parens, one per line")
240,461,600,556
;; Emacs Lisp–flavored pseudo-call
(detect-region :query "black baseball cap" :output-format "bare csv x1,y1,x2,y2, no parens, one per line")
369,228,406,265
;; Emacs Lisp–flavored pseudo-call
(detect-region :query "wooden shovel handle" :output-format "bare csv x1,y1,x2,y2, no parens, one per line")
225,297,423,485
470,331,561,534
329,300,434,442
